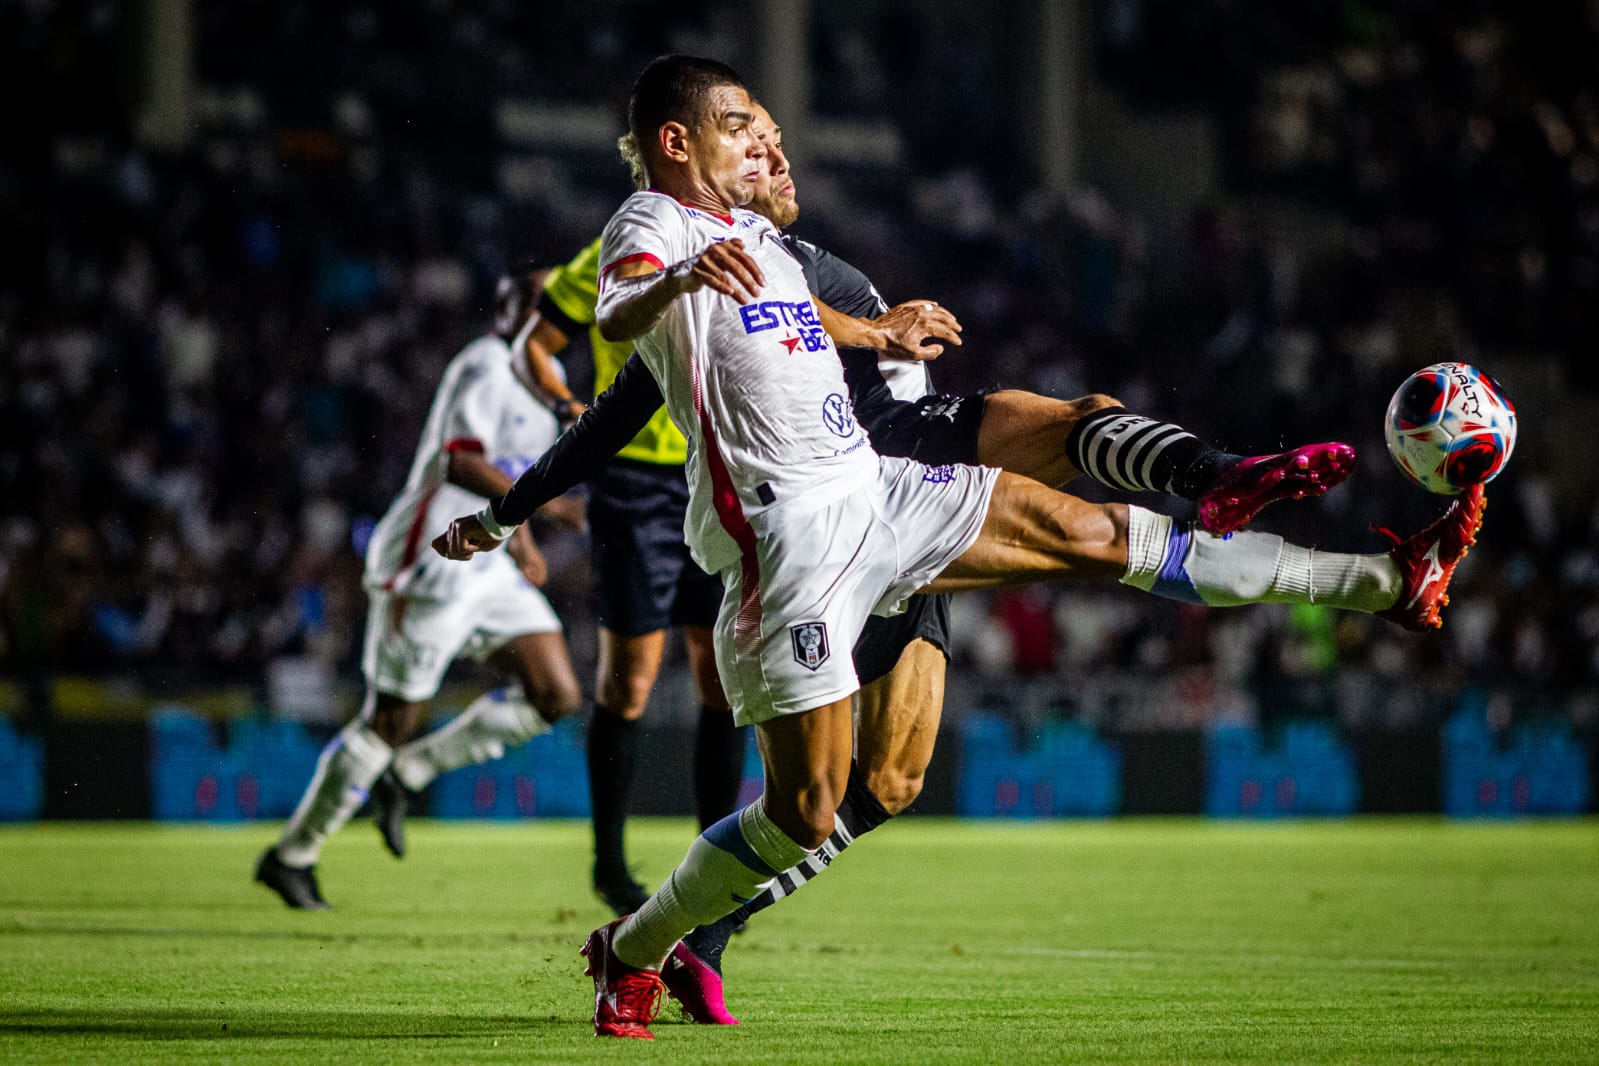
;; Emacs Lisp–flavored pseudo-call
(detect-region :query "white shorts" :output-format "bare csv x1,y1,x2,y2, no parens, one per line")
361,578,561,703
715,455,999,726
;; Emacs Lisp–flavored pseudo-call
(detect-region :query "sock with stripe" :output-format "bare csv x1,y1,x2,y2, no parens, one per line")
682,762,893,971
1120,505,1401,612
276,719,393,868
1066,406,1242,498
693,704,747,831
611,801,813,971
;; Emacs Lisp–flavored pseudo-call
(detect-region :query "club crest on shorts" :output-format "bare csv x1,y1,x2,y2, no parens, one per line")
790,621,830,671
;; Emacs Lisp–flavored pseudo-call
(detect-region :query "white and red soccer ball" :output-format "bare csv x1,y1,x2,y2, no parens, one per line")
1384,362,1517,495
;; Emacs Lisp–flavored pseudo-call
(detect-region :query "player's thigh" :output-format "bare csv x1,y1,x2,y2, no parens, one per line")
753,695,855,848
928,472,1129,592
976,390,1119,486
595,628,668,717
854,636,947,815
486,630,582,720
681,624,730,712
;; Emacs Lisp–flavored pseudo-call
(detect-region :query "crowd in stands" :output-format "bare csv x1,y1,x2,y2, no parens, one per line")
3,1,1595,730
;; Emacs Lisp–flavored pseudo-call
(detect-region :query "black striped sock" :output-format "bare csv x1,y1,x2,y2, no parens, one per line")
683,763,893,970
1066,407,1239,499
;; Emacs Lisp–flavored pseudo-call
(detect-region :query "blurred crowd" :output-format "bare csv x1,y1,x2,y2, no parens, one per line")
3,0,1596,729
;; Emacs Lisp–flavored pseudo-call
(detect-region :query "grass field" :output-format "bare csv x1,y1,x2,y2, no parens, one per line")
1,819,1596,1064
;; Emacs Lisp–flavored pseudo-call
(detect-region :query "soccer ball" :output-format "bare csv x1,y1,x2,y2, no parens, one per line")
1383,362,1517,494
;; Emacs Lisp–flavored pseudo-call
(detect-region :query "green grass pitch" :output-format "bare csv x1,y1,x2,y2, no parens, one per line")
2,819,1596,1063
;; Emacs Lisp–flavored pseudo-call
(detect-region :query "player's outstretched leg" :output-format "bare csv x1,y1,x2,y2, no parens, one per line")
929,473,1483,631
1065,406,1356,535
257,717,393,908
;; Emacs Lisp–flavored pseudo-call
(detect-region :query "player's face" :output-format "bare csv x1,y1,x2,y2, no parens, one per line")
688,84,767,208
746,103,799,230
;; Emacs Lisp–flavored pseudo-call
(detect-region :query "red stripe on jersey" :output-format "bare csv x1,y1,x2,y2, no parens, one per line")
442,437,484,454
382,484,441,591
691,371,761,655
598,252,665,285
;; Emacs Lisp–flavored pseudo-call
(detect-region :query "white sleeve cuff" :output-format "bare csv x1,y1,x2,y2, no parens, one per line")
477,502,515,541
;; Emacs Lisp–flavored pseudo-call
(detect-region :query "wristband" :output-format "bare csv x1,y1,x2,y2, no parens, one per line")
476,501,515,541
552,397,576,423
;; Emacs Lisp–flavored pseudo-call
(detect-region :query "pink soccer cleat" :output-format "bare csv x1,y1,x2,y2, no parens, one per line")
661,940,740,1025
1375,484,1486,632
1198,442,1358,535
581,919,664,1039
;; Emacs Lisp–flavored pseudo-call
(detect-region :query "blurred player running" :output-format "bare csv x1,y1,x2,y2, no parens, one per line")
255,266,583,909
439,57,1484,1039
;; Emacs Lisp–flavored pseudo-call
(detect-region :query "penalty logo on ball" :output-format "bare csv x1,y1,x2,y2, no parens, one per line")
1384,362,1517,495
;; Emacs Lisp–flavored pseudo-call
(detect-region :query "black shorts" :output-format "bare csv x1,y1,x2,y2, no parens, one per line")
852,592,953,687
867,392,988,468
588,458,723,635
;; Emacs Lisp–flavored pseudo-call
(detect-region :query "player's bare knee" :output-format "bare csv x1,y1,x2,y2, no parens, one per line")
1069,392,1121,417
863,766,922,816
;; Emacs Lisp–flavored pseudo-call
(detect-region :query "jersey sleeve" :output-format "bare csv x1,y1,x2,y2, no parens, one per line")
492,352,667,526
540,237,603,331
598,194,682,290
800,240,888,321
439,356,501,453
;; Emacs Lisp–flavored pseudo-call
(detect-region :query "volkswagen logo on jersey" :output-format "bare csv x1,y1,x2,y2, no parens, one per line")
790,621,830,671
822,393,855,437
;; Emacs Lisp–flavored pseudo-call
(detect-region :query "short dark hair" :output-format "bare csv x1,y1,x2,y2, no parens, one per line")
627,54,746,149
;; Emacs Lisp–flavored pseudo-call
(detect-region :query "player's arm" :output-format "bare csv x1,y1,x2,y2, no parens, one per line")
511,310,586,421
595,242,766,342
815,297,963,361
443,445,516,500
433,353,666,559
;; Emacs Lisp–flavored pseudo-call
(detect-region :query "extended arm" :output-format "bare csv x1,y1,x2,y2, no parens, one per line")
814,297,963,360
432,353,666,558
511,311,585,419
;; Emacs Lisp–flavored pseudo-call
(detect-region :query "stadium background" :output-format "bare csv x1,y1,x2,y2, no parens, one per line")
4,0,1596,822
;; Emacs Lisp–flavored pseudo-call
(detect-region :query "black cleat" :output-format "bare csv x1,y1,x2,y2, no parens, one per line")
254,848,330,910
371,769,413,859
593,865,650,917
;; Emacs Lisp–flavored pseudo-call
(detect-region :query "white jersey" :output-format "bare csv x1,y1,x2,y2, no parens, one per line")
599,191,878,574
364,334,561,599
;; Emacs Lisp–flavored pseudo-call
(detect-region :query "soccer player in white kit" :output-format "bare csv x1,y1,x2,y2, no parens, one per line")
255,267,583,909
437,58,1485,1038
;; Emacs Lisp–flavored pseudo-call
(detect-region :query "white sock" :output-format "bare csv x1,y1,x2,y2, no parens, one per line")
612,801,812,971
390,688,551,792
1121,505,1401,613
276,720,393,868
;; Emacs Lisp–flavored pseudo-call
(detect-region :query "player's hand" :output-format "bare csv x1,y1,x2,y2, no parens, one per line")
506,526,549,587
431,515,502,560
875,300,963,360
672,239,765,304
